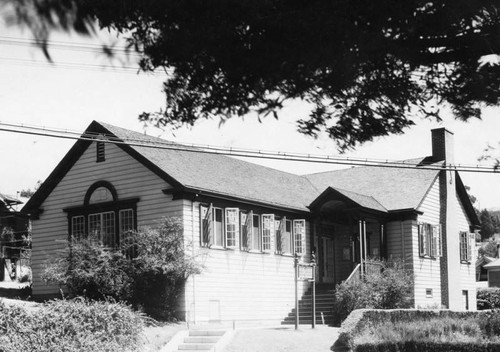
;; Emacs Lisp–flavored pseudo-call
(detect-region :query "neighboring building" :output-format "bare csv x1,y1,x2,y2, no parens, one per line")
0,193,29,281
23,122,480,323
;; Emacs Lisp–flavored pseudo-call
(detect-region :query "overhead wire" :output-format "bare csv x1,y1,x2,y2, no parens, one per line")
0,121,498,174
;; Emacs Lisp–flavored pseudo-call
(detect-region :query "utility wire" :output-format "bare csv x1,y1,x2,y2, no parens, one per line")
0,121,498,174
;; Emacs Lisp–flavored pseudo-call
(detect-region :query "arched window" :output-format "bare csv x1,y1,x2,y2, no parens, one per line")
63,181,139,247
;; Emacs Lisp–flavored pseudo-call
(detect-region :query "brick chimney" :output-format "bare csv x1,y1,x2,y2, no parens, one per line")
431,128,461,309
431,128,455,164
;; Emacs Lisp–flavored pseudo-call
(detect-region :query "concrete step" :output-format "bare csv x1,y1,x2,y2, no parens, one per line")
189,330,225,337
184,336,220,343
178,343,215,350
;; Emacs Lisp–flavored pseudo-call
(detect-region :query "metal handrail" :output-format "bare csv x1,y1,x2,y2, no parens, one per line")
345,263,361,284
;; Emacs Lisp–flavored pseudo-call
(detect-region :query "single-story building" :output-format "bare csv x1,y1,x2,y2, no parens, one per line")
23,122,480,323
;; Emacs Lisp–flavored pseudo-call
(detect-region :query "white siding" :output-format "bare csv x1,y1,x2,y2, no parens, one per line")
31,142,182,297
415,178,442,308
183,201,311,324
456,193,476,310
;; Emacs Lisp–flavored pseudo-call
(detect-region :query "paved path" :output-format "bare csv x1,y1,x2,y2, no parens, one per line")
222,325,340,352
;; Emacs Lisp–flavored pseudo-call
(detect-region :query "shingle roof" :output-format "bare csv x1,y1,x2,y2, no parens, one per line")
333,187,388,212
304,163,439,211
99,122,318,212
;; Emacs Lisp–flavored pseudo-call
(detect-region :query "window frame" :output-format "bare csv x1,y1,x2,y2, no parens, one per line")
262,214,275,253
225,208,239,249
250,213,261,251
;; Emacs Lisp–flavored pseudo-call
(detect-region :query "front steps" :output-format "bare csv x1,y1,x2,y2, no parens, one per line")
281,284,336,325
173,330,226,352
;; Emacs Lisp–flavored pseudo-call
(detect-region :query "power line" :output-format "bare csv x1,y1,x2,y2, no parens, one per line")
0,121,498,174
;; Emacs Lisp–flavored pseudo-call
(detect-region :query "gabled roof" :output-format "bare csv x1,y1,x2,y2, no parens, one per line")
24,121,318,213
23,121,479,224
304,162,439,212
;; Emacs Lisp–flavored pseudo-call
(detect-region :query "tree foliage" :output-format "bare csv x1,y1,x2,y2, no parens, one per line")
5,1,500,149
479,209,500,240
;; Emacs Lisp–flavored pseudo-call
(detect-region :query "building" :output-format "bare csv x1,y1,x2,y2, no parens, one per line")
23,121,480,323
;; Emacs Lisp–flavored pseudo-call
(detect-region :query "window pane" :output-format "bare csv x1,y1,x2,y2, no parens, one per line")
89,214,101,237
252,214,260,251
119,209,134,245
283,220,292,254
262,215,273,252
71,216,85,239
225,208,238,248
102,212,116,247
294,220,305,254
214,208,223,247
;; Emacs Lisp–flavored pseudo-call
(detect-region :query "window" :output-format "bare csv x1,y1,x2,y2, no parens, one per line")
460,231,472,263
200,205,239,248
96,141,105,162
426,288,433,298
279,219,293,254
293,219,306,255
65,181,138,248
418,223,442,258
71,216,85,239
89,211,116,247
262,214,274,252
119,209,134,236
251,214,261,251
225,208,239,248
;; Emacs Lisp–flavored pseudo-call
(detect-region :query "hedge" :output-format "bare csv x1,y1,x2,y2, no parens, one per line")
332,309,500,352
477,288,500,310
0,299,145,352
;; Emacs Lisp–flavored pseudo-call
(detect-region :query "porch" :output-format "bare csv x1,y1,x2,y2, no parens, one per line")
309,187,388,286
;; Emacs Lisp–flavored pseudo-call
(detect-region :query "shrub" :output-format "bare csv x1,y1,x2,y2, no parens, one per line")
477,288,500,310
0,299,145,352
332,259,413,325
333,309,500,352
42,217,201,320
478,309,500,337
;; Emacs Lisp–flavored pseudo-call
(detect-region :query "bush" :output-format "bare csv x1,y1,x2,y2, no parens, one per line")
42,217,201,320
333,309,500,352
478,309,500,337
0,299,145,352
477,288,500,310
332,259,413,325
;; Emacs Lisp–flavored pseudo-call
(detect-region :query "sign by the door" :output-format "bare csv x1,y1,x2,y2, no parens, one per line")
297,264,314,281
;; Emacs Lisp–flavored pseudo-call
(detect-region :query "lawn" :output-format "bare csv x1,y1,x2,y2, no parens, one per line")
222,326,339,352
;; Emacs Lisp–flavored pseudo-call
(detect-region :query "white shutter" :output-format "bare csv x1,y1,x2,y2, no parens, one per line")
261,214,274,252
432,224,442,257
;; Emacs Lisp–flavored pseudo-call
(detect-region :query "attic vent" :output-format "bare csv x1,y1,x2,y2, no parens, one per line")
96,141,105,162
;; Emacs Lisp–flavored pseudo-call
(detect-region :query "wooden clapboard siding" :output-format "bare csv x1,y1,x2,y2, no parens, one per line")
31,142,181,297
414,178,442,308
456,192,476,310
183,201,311,323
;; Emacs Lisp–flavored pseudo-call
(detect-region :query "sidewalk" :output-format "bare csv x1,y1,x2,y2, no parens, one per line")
221,325,339,352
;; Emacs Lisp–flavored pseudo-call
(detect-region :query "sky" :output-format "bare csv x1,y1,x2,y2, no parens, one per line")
1,18,500,210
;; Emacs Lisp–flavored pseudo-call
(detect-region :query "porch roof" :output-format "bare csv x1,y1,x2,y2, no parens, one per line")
304,164,439,212
310,186,388,213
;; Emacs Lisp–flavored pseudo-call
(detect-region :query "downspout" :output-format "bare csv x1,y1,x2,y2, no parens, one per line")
359,220,364,276
191,199,196,324
363,221,367,261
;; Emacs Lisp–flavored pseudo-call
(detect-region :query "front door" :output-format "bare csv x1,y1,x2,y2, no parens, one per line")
322,237,335,283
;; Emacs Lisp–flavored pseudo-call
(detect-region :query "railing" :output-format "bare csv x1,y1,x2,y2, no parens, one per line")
344,260,385,285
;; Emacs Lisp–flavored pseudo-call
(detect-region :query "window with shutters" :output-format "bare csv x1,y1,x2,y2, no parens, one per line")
460,231,472,263
418,223,442,258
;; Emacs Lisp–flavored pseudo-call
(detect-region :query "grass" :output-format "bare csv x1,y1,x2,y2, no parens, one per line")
222,326,339,352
